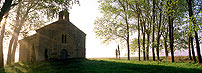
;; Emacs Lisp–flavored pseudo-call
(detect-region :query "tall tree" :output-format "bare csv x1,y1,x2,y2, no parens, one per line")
167,0,174,62
161,15,168,58
118,0,130,60
140,18,146,61
0,0,14,68
7,0,36,65
146,18,151,60
187,0,202,63
0,14,8,68
138,7,141,61
156,1,162,61
95,0,132,60
131,0,141,61
152,0,156,61
142,0,152,61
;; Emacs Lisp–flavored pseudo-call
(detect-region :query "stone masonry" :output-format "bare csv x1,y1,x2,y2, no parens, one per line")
19,11,86,62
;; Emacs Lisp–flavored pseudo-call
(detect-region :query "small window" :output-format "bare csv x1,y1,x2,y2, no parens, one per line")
64,34,67,43
62,34,64,43
62,34,67,43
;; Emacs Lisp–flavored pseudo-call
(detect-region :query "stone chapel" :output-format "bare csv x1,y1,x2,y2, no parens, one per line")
19,11,86,62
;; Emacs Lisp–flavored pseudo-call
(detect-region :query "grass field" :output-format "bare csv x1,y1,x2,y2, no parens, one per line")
1,57,202,73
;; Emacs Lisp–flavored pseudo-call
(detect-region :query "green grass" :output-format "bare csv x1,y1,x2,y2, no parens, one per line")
1,58,202,73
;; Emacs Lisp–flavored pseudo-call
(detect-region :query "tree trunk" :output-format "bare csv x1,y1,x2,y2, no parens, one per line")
126,19,130,60
156,9,162,61
187,0,202,63
141,19,146,61
11,35,19,63
0,0,13,68
164,29,168,58
152,0,156,61
163,25,168,58
7,1,21,65
168,0,174,62
125,8,130,60
7,28,22,64
7,37,15,65
0,15,8,68
194,31,202,63
10,16,25,64
188,35,192,60
137,8,141,61
9,0,34,64
146,30,150,60
164,37,168,58
190,36,197,62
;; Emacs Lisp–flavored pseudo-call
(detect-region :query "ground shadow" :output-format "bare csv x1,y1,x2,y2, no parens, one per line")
0,68,5,73
2,59,202,73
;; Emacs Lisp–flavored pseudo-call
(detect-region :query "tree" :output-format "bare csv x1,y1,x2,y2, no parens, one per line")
152,0,156,61
130,0,141,61
187,0,202,64
139,0,152,61
190,35,197,62
0,0,14,68
118,0,130,60
187,36,192,60
162,20,168,58
146,12,152,61
137,6,141,61
140,18,146,60
167,0,174,62
95,0,132,60
156,1,163,61
0,14,8,68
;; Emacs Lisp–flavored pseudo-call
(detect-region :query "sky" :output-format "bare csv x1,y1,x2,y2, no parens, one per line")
69,0,118,58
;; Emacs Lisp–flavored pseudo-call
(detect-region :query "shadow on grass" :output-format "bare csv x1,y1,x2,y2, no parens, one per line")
2,59,202,73
0,68,5,73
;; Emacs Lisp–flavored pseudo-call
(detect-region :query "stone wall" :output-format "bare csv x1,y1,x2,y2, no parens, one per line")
19,19,86,62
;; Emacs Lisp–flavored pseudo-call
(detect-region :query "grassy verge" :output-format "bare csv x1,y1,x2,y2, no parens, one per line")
0,58,202,73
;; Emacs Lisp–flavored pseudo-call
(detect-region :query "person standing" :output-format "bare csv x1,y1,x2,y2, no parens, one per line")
117,45,120,59
115,49,118,59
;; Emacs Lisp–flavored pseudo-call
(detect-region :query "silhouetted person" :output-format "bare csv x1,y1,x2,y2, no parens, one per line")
115,49,118,59
117,45,120,59
44,48,48,61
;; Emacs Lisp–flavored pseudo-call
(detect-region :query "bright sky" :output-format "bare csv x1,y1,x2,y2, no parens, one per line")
69,0,118,58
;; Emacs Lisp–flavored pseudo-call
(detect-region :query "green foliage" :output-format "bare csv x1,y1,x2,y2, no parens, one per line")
95,0,202,56
130,38,142,52
173,30,188,51
1,59,202,73
94,0,133,44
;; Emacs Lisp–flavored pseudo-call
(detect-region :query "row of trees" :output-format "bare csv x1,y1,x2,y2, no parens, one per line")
94,0,202,63
0,0,80,68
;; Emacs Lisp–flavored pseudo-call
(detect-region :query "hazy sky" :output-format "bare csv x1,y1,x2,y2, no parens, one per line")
69,0,118,58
